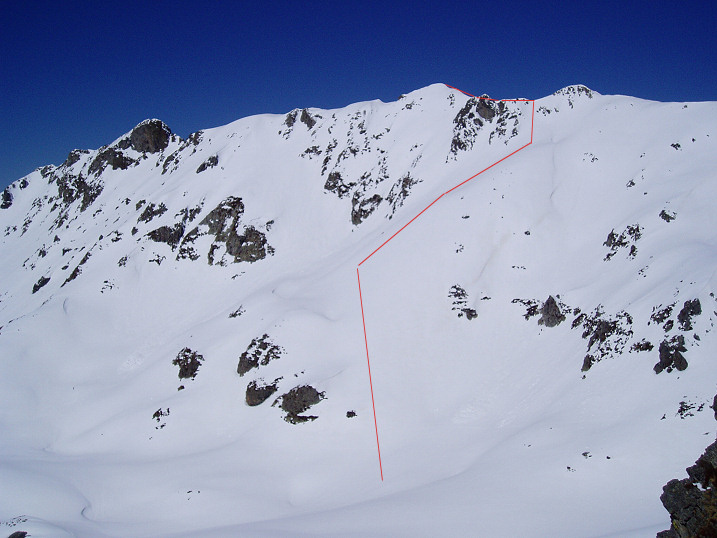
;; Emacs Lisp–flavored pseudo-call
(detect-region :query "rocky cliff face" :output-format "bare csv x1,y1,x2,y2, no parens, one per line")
658,437,717,537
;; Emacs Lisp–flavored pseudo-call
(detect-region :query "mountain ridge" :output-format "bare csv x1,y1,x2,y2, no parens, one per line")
1,83,716,537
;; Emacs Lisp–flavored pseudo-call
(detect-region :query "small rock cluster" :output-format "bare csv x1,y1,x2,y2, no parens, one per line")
604,224,641,261
235,335,326,423
449,285,477,320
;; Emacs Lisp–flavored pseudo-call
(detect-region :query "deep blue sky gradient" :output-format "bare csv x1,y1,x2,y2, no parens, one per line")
2,0,716,188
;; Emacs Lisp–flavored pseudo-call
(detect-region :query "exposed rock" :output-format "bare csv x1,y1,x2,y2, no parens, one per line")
172,347,204,379
676,400,703,419
175,203,203,224
202,196,244,236
152,408,170,422
678,299,701,331
488,101,520,144
654,335,688,374
651,303,676,327
62,249,92,287
147,223,185,249
7,532,28,538
237,334,283,376
301,145,321,159
274,385,325,424
631,339,654,352
137,202,168,223
513,298,540,320
56,172,103,212
658,438,717,537
88,147,135,176
553,85,594,99
450,97,496,155
660,209,677,222
324,171,355,198
300,109,317,129
228,306,245,318
1,187,13,209
577,307,634,371
196,155,218,174
152,408,170,429
245,378,280,406
347,410,357,418
538,296,566,327
63,148,89,168
129,119,171,153
387,173,420,217
284,110,297,128
351,193,382,225
224,225,271,264
604,224,641,261
32,276,50,294
449,285,477,320
179,196,273,265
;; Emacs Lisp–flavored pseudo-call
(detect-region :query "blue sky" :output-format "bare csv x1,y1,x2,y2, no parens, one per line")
2,0,715,189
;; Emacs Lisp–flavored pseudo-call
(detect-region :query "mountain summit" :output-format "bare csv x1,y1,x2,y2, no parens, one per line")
1,83,716,536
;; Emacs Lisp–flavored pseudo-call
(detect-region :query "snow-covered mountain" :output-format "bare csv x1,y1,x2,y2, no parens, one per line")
1,83,716,537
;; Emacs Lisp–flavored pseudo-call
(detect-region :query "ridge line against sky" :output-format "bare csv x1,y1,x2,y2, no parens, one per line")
1,0,715,189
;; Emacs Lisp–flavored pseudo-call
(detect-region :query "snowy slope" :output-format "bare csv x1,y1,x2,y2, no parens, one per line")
1,83,716,537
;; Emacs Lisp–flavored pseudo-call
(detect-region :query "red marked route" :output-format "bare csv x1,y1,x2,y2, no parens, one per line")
357,84,535,481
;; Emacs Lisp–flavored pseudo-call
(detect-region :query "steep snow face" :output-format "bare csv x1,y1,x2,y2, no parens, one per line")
0,83,716,537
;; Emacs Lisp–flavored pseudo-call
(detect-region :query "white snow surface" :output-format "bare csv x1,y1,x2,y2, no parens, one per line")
1,83,716,537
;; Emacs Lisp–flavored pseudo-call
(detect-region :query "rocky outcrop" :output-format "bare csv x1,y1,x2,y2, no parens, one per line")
245,378,280,406
178,196,273,265
1,187,13,209
386,173,420,217
513,298,540,320
538,296,566,327
152,408,170,429
129,119,171,153
32,276,50,294
678,299,701,331
282,108,318,136
578,308,634,372
351,193,382,225
660,209,677,222
324,171,355,199
173,348,204,379
196,155,218,174
63,149,88,168
300,109,317,129
658,439,717,537
137,202,168,223
237,334,283,376
449,285,477,320
147,223,185,249
450,97,496,155
604,224,641,261
654,335,688,374
88,148,135,176
273,385,325,424
62,249,92,287
55,172,104,212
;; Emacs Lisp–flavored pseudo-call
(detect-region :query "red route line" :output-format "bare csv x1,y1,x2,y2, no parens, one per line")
357,84,535,481
357,268,384,480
